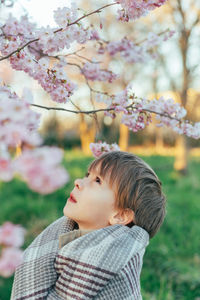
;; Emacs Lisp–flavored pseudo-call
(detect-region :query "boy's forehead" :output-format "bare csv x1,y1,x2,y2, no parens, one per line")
89,162,113,183
88,163,102,175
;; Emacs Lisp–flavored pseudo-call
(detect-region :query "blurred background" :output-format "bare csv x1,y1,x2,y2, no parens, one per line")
0,0,200,299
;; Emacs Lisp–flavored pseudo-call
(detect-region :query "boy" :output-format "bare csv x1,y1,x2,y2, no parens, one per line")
11,151,166,300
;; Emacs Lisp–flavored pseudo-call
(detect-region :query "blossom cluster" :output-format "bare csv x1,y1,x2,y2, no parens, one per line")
117,0,167,21
106,31,175,63
1,3,90,55
0,85,42,149
121,111,152,132
0,5,91,103
6,47,77,103
0,2,173,106
96,89,200,139
14,147,69,194
141,97,200,138
90,141,120,158
37,26,91,55
53,5,78,27
0,84,69,194
0,222,26,277
82,62,118,83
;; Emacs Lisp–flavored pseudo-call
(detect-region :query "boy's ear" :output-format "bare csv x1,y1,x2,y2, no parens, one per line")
109,208,135,226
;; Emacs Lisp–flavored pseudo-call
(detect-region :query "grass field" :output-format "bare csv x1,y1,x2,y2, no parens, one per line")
0,151,200,300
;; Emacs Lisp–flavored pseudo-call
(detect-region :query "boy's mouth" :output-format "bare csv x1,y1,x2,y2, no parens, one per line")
69,193,77,203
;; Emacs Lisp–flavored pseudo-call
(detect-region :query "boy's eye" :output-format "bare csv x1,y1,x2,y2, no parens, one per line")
85,172,101,184
95,176,101,184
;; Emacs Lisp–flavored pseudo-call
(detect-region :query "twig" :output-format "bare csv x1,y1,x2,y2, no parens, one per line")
74,54,101,64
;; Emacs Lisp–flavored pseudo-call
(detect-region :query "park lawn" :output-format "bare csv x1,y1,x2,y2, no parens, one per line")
0,150,200,300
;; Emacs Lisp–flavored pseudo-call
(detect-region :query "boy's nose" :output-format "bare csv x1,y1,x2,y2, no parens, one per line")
74,178,83,189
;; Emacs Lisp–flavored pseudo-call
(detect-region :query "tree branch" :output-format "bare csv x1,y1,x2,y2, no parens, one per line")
31,102,184,123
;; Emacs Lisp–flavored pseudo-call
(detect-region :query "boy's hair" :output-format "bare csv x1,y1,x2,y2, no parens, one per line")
88,151,166,238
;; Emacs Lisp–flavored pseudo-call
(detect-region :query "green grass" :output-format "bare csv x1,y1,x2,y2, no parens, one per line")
0,151,200,300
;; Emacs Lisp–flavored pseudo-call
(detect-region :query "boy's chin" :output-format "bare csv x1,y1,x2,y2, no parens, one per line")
63,205,69,217
63,205,76,220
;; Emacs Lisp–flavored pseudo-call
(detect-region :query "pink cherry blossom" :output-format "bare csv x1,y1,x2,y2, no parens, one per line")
186,122,200,139
27,166,69,195
8,49,77,103
116,0,167,21
2,15,35,37
0,123,42,148
90,29,100,40
107,31,174,63
145,97,187,120
0,85,70,193
0,221,26,278
0,222,26,248
37,15,91,54
0,37,22,56
169,121,200,139
90,141,120,158
121,111,152,132
0,157,14,182
96,88,200,138
14,147,70,194
37,26,64,54
0,86,42,148
82,62,118,83
0,247,23,277
73,26,92,44
53,3,78,28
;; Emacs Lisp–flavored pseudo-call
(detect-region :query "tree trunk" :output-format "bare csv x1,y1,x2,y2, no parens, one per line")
175,11,190,174
155,127,164,154
79,114,96,155
174,135,189,175
119,123,129,151
15,142,22,157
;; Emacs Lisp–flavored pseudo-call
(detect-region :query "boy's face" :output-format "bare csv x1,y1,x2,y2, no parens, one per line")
63,164,118,230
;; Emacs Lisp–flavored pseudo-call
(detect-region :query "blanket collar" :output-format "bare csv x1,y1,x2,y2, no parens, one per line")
59,228,94,249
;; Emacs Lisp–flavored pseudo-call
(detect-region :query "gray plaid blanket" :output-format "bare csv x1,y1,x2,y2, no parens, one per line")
11,216,149,300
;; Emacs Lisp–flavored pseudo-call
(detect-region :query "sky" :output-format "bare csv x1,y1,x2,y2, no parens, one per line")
4,0,78,26
8,0,71,26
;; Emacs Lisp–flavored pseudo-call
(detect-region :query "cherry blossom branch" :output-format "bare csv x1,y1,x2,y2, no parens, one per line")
85,80,109,96
65,3,117,27
0,37,39,61
0,2,117,62
46,54,114,95
31,103,109,114
134,28,170,46
66,62,82,71
30,102,183,123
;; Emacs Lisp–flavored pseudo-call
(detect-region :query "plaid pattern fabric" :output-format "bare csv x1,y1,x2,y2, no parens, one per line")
11,216,149,300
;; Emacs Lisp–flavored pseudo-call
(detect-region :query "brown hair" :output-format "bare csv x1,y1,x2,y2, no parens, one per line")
88,151,166,238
